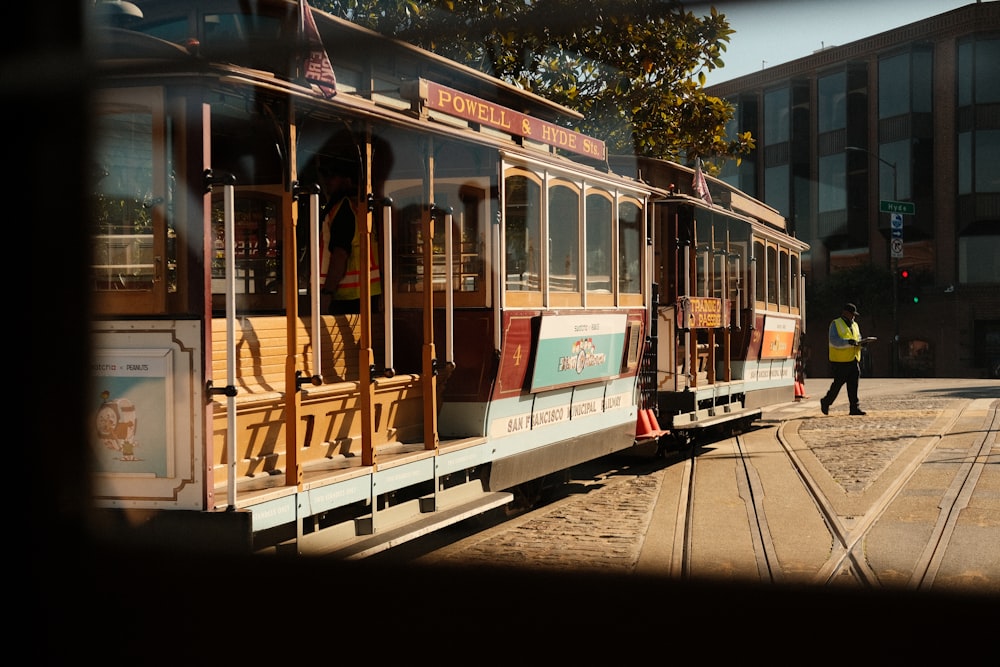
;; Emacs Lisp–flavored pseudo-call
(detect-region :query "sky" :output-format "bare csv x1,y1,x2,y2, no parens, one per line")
690,0,979,87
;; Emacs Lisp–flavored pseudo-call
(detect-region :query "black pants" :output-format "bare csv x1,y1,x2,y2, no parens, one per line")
823,360,861,409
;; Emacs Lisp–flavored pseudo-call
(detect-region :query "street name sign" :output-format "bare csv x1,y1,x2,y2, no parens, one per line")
880,200,915,215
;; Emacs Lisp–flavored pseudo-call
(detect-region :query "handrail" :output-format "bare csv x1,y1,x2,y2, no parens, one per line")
203,169,238,509
292,180,322,392
309,188,322,380
222,180,236,508
380,197,395,377
682,239,691,386
435,205,456,370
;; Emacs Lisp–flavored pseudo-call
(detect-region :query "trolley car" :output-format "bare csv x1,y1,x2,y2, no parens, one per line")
610,156,810,449
87,0,806,557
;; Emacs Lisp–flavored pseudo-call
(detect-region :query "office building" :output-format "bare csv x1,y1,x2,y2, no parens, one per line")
706,2,999,378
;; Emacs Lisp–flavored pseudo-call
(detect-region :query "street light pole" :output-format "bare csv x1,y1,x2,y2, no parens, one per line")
845,146,898,377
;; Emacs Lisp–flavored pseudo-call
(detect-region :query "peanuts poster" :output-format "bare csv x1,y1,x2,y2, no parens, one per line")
91,350,172,477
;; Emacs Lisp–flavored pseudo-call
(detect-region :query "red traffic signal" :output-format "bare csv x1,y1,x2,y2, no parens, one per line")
898,269,919,304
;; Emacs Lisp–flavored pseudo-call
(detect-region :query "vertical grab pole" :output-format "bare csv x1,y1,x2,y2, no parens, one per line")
442,207,455,369
494,167,504,352
733,255,742,332
682,240,691,386
292,180,322,391
421,204,439,451
381,198,395,376
221,181,237,509
359,134,378,468
716,249,729,383
204,169,239,508
310,190,322,378
799,270,807,334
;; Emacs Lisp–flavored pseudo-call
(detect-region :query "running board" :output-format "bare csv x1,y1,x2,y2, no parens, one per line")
319,491,514,561
671,406,761,429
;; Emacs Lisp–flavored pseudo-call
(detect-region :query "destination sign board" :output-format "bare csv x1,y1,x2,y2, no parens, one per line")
406,79,606,160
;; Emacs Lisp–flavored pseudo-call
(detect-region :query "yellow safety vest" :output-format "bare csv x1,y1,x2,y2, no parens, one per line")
829,317,861,362
320,198,382,300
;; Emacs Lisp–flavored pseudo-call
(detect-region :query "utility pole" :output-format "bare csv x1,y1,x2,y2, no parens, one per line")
846,146,899,377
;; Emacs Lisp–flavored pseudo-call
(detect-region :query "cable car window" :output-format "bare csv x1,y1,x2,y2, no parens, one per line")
504,170,542,304
618,198,643,303
585,188,613,298
790,253,800,311
754,239,766,306
779,247,790,307
90,86,171,315
767,244,778,307
729,219,749,309
549,181,580,300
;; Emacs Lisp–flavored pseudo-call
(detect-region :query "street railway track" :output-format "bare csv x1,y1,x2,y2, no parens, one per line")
367,390,999,594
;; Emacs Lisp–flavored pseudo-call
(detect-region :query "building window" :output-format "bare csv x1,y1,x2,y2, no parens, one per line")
959,129,1000,195
879,48,933,118
879,53,909,118
957,37,1000,287
975,130,1000,192
958,131,973,195
764,87,790,145
764,164,789,219
959,38,1000,106
879,140,909,200
959,236,1000,284
818,153,846,214
957,38,1000,195
719,102,741,189
818,71,847,133
912,50,932,113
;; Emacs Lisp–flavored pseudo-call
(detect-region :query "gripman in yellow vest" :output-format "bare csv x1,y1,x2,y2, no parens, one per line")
317,161,382,315
820,302,870,416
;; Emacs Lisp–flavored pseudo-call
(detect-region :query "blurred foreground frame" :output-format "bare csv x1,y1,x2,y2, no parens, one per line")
28,6,995,663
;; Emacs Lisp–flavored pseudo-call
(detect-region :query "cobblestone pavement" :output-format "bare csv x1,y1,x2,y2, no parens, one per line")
416,379,998,574
794,393,960,492
423,468,665,573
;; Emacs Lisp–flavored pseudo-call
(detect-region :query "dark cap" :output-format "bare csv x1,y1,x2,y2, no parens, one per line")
843,303,859,316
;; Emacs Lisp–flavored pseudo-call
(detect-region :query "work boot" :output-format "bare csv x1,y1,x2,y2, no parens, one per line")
850,407,866,416
820,398,830,415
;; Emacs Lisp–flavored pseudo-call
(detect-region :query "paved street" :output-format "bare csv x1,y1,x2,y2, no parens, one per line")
391,378,1000,594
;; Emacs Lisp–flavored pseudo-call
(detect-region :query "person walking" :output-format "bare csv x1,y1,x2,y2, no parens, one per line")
820,303,871,416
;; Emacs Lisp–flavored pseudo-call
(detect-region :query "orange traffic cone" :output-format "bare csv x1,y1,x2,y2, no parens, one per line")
794,380,809,401
637,409,653,437
637,408,668,439
646,409,664,435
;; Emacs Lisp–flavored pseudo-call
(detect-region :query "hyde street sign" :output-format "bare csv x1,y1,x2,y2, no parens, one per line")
880,200,915,215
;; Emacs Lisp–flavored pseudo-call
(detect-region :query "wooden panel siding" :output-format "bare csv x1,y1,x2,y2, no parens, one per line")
210,315,368,394
208,316,426,491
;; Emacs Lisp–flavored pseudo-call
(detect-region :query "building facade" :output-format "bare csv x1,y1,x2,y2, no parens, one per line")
706,2,1000,378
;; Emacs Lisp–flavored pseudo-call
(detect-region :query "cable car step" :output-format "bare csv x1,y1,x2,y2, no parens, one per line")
320,491,514,560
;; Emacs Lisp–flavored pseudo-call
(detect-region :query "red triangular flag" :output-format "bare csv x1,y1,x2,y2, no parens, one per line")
693,158,712,205
300,0,336,99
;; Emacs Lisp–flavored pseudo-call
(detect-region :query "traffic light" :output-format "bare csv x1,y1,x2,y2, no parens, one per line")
899,269,920,304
